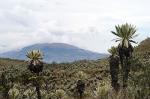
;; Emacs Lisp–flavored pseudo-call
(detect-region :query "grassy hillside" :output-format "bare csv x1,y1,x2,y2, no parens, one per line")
127,37,150,99
0,38,149,99
135,37,150,52
0,57,110,99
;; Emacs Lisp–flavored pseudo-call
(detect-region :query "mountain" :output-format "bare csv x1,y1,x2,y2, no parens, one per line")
0,43,108,63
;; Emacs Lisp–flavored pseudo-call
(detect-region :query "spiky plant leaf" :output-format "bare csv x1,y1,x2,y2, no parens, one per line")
108,46,118,56
111,23,137,48
26,50,44,73
26,50,43,65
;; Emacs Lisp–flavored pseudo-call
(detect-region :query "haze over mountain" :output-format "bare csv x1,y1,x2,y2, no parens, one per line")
0,43,108,63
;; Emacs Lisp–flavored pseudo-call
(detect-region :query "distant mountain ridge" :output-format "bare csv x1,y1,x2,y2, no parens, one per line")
0,43,108,63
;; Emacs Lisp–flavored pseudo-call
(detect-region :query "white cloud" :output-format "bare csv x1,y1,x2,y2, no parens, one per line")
0,0,150,53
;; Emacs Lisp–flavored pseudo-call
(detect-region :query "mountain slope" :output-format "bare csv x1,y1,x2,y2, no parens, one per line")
135,37,150,52
0,43,108,63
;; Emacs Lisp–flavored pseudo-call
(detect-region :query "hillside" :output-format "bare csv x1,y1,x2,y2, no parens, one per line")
0,57,109,99
135,37,150,52
0,38,149,99
0,43,108,63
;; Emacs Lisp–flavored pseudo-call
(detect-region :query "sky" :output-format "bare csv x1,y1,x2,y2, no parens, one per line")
0,0,150,53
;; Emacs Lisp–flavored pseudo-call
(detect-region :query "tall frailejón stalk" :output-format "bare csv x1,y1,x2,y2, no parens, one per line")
111,23,138,88
26,50,44,99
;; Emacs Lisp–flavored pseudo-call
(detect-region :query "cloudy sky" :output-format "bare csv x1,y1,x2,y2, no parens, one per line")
0,0,150,53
